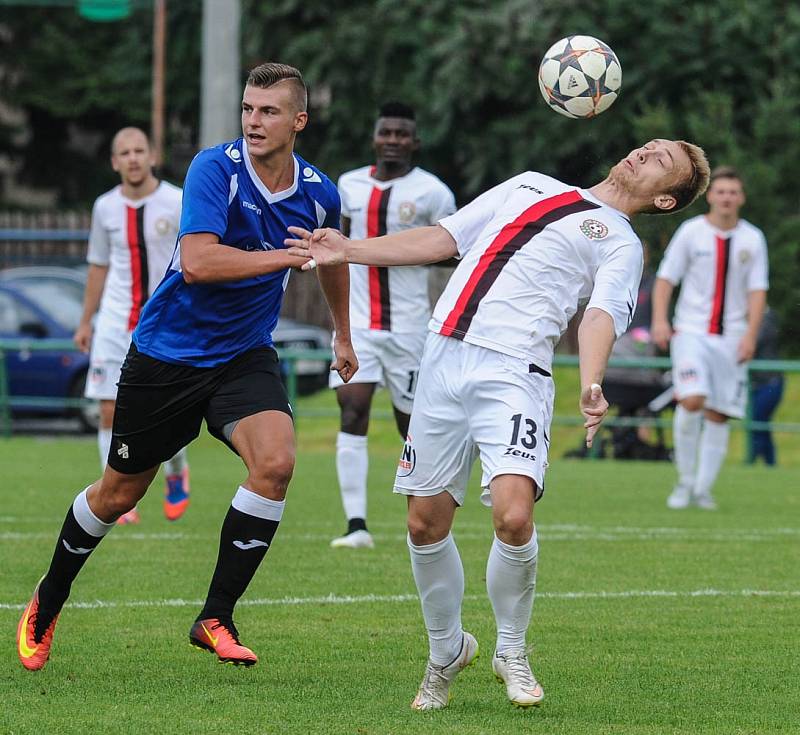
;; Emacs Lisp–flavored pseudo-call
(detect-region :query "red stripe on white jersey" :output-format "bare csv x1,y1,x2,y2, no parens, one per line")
708,235,730,335
127,206,143,330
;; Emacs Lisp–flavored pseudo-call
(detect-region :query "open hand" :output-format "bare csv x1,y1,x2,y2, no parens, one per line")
284,226,349,271
580,382,609,448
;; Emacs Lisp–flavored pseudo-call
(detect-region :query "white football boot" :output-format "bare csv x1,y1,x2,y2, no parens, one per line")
330,529,374,549
492,648,545,708
692,492,718,510
666,484,692,509
411,632,479,711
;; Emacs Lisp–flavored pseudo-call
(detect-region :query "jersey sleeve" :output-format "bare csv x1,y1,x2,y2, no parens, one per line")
427,181,457,224
178,151,231,239
337,175,351,220
86,198,111,266
586,241,644,338
747,229,769,291
656,222,691,285
439,177,519,258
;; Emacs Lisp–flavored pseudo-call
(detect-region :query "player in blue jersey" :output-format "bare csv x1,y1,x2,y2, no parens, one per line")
17,63,357,671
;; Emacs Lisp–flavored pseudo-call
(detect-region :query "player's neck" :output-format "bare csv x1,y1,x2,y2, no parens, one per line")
705,211,739,231
248,148,296,193
587,179,638,218
372,160,412,182
121,174,159,201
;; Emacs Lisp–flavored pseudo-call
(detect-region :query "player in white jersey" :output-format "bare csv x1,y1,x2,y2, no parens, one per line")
287,139,710,710
330,102,456,549
74,127,190,524
652,167,768,510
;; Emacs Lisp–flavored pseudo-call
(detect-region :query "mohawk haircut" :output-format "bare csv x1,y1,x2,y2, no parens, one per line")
378,101,416,121
246,62,307,112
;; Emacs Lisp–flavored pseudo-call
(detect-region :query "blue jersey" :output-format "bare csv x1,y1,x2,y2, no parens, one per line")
133,139,340,367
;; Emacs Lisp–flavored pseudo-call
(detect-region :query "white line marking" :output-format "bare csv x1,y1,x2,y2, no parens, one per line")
0,588,797,612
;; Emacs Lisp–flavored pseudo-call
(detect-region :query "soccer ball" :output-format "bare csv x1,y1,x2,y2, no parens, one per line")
538,36,622,119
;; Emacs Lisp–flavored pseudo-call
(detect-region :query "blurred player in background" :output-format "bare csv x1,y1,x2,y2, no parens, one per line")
288,139,710,710
18,63,356,673
652,166,768,510
330,102,455,549
75,127,190,524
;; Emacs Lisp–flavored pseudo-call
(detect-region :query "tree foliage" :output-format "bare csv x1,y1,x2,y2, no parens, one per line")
1,0,799,349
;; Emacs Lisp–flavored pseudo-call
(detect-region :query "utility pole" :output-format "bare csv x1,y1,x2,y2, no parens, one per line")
200,0,241,149
151,0,166,166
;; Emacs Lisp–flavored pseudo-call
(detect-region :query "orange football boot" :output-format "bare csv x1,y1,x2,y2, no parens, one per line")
189,618,258,666
164,466,190,521
17,581,60,671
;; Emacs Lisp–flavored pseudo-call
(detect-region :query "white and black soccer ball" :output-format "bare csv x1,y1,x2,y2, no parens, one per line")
538,36,622,119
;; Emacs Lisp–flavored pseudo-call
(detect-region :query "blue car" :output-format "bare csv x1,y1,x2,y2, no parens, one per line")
0,278,97,431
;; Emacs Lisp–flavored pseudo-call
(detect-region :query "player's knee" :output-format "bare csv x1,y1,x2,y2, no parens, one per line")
493,507,533,544
406,513,446,546
249,451,295,492
340,404,369,435
95,478,145,517
680,395,705,412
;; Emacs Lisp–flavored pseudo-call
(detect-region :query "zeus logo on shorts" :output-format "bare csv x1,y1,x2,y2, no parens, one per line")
504,446,537,462
397,439,416,477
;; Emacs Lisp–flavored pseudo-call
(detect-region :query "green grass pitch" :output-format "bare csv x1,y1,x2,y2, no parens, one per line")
1,385,799,734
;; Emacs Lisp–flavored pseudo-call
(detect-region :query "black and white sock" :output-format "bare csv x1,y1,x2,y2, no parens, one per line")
197,486,284,622
38,488,115,613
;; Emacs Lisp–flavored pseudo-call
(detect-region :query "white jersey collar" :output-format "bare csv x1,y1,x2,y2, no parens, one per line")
580,188,630,222
243,143,299,204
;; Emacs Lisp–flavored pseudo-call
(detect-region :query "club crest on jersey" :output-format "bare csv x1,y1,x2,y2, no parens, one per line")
225,144,242,162
154,217,172,235
302,166,322,183
580,219,609,240
739,249,751,264
398,201,416,223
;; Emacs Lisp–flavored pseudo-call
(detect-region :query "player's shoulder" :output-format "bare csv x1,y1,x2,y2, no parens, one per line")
155,180,183,201
674,214,706,235
407,166,453,193
337,165,373,188
736,218,766,242
295,154,339,205
191,138,246,173
93,185,123,211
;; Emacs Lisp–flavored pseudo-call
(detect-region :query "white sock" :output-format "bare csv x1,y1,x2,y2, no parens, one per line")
673,405,702,489
97,428,112,471
74,487,115,537
336,432,368,521
408,533,464,666
695,420,730,499
163,446,188,477
487,530,538,654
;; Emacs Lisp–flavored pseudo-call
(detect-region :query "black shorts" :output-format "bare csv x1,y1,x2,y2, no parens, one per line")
108,344,291,474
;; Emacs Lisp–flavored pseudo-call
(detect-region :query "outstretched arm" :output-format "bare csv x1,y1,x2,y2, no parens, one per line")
285,225,458,270
650,277,675,350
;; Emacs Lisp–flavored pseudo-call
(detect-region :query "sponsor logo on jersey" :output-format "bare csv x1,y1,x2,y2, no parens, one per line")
398,201,416,223
154,216,172,235
225,144,242,162
302,166,322,183
503,446,537,462
242,200,262,215
397,439,416,477
516,184,544,194
580,219,609,240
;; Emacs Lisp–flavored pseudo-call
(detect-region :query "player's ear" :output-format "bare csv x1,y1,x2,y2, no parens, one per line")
653,194,677,212
293,111,308,133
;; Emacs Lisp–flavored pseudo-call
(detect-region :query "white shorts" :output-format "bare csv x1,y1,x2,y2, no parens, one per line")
85,321,132,400
329,328,426,414
393,332,554,507
670,331,748,418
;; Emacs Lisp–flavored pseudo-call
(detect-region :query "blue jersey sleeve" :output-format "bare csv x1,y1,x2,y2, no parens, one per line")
323,184,341,229
179,150,231,239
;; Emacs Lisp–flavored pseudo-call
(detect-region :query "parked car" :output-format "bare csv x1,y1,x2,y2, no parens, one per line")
0,280,97,431
0,266,332,405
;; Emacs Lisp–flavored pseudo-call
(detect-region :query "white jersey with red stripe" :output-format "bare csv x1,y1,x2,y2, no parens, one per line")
656,215,768,337
430,172,643,372
87,181,182,331
338,165,456,333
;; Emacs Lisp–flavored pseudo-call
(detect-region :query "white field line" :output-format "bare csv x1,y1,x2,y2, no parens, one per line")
2,525,798,543
1,588,798,612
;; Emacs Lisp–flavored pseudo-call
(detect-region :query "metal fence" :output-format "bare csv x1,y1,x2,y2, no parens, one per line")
2,339,797,453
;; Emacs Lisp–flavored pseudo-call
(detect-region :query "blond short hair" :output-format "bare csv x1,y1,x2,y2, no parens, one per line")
246,62,307,112
668,141,710,212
